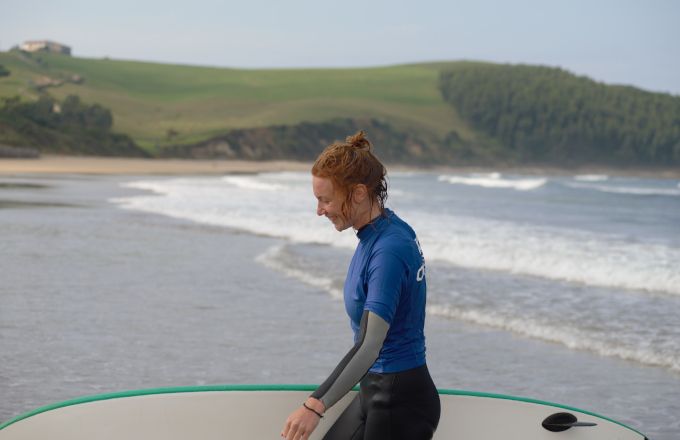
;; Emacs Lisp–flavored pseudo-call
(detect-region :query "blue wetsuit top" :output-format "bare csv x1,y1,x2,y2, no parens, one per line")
345,208,427,373
310,208,428,409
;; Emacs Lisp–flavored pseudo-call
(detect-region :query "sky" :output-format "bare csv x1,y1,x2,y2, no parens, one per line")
2,0,679,95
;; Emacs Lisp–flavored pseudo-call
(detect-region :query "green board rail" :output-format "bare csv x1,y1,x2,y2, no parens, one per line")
0,384,646,438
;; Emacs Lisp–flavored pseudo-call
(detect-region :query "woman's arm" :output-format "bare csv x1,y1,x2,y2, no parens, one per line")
311,310,389,409
281,310,389,440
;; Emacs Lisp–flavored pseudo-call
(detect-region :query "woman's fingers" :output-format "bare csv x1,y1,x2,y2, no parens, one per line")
281,407,319,439
281,416,303,439
282,424,304,440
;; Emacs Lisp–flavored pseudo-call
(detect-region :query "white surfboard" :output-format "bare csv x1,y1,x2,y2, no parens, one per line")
0,385,647,439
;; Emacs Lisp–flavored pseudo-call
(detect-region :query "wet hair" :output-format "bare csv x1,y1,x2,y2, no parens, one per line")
312,130,388,221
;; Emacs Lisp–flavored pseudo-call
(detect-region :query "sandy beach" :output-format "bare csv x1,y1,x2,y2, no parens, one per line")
1,155,678,179
0,155,313,176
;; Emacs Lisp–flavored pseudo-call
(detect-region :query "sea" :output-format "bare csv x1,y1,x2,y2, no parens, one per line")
1,170,679,439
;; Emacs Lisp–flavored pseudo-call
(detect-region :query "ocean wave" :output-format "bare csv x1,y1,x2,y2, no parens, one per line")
256,241,680,372
427,303,680,372
115,177,360,248
438,174,546,191
258,172,311,182
255,245,343,300
119,180,171,195
111,175,680,296
389,171,417,178
111,175,680,374
408,211,680,296
574,174,609,182
565,181,680,196
222,176,288,191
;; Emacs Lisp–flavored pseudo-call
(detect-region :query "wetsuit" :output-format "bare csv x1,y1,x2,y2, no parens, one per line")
311,209,440,440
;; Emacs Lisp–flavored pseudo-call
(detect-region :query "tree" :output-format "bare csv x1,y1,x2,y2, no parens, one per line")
439,64,680,165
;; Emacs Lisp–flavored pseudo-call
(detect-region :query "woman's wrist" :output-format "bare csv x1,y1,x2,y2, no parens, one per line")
302,402,323,418
305,397,325,415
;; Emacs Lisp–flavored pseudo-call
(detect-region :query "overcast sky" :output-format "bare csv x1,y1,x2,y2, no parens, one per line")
2,0,679,94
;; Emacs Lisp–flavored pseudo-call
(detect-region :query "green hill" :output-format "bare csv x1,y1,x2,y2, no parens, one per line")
0,50,474,156
440,63,680,165
1,50,678,167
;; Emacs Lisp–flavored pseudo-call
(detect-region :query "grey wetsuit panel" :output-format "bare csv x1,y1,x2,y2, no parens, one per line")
311,310,389,409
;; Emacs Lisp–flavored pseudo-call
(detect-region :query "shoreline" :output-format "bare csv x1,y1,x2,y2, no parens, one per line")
0,155,313,176
0,155,678,179
396,163,680,180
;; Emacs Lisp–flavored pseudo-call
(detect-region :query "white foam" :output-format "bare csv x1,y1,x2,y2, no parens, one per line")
113,177,359,250
255,245,343,300
406,211,680,296
110,173,680,373
262,172,311,182
221,176,288,191
427,303,680,372
253,242,680,372
111,174,680,296
565,181,680,196
574,174,609,182
389,171,417,178
261,244,680,372
438,174,546,191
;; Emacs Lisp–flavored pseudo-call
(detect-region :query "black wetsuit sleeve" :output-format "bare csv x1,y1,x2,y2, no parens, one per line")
310,310,389,410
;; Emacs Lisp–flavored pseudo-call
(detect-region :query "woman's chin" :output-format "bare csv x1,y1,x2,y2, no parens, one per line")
331,218,349,232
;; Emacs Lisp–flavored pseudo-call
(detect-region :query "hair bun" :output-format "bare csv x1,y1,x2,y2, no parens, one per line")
346,130,371,151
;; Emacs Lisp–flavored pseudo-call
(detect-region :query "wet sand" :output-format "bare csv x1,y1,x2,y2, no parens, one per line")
1,155,678,179
0,156,312,175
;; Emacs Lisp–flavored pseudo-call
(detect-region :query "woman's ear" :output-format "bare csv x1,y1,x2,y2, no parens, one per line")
351,184,368,203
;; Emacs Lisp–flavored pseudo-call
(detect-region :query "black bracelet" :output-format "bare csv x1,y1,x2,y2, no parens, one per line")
302,402,324,418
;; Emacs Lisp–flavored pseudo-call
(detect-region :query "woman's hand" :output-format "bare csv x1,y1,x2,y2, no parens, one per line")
281,398,325,440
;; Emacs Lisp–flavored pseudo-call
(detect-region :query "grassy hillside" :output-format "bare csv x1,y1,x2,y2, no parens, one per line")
0,51,474,153
4,51,674,167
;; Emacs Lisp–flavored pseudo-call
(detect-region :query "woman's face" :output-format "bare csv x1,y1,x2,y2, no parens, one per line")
313,175,352,231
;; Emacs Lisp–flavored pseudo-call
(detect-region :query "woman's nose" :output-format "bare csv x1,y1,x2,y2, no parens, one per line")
316,202,324,216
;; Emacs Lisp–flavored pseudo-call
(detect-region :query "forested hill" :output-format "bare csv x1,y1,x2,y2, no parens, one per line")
439,64,680,166
0,49,678,166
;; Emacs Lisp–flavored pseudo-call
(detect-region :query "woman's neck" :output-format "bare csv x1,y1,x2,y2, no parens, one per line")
353,203,383,230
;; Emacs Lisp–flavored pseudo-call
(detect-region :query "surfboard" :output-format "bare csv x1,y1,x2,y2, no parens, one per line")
0,385,648,439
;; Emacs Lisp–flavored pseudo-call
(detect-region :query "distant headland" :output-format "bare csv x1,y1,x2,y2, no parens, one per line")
0,47,678,172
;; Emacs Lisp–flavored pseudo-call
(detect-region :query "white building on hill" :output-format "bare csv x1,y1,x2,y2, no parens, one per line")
19,40,71,55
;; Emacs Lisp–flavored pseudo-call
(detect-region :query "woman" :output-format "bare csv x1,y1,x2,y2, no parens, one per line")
281,131,440,440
